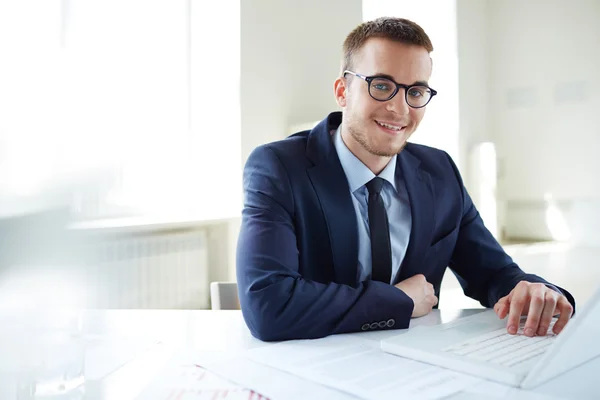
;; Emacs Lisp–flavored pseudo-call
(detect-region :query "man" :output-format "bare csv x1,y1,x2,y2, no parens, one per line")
236,17,575,341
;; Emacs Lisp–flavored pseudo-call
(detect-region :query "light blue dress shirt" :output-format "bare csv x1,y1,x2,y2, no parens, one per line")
333,125,412,284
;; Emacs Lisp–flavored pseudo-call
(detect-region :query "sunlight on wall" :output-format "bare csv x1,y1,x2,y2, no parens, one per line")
544,193,572,242
469,142,498,238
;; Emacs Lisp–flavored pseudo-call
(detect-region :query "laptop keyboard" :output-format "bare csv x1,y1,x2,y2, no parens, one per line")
442,320,557,368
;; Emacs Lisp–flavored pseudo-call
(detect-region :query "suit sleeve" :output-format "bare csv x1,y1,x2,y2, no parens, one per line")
236,145,415,341
443,153,576,311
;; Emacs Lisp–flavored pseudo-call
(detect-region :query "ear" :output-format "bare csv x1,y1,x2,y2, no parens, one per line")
333,76,347,108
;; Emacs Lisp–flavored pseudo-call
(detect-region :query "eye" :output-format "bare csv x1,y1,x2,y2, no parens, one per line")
408,86,429,98
370,78,394,93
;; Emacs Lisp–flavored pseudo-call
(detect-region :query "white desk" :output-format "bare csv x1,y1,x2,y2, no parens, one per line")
0,309,596,399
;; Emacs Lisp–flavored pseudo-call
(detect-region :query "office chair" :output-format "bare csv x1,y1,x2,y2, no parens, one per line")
210,281,240,310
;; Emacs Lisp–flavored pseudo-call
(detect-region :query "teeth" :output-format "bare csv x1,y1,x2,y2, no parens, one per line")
376,121,402,131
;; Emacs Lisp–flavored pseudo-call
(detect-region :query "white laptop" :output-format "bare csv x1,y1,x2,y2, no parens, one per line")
381,288,600,389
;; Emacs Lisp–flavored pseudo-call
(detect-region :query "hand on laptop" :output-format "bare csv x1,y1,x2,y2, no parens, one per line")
395,274,438,318
493,281,573,337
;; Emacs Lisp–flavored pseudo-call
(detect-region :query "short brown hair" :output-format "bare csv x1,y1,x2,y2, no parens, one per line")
342,17,433,72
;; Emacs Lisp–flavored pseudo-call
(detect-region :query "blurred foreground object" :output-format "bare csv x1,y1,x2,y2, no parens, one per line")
0,207,90,311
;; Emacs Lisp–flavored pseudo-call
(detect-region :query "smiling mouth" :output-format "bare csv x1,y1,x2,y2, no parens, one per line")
375,120,407,132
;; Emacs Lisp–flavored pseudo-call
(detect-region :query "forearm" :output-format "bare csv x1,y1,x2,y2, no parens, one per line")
238,272,414,341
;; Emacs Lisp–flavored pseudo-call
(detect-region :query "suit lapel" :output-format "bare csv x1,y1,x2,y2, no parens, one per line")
393,149,436,284
306,113,359,287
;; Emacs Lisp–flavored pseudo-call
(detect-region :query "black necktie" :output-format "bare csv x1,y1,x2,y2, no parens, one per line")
366,177,392,283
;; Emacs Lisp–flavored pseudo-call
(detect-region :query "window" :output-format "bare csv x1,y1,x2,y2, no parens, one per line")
0,0,241,221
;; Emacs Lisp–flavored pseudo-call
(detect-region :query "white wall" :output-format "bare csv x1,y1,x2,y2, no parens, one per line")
487,0,600,243
455,0,504,238
240,0,363,163
456,0,491,188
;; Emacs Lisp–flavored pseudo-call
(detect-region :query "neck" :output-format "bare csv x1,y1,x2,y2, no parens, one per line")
340,127,392,176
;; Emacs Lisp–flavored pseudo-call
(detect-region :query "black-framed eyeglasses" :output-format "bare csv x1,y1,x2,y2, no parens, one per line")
343,70,437,108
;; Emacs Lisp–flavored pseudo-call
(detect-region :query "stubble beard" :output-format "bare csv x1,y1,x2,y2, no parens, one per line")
347,119,408,157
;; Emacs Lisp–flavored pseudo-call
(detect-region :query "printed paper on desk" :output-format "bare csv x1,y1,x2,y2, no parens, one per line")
197,353,361,400
245,335,481,400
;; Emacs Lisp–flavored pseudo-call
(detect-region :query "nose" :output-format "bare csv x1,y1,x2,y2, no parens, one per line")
385,89,410,116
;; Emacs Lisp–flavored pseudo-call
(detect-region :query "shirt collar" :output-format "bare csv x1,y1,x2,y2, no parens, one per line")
333,124,397,193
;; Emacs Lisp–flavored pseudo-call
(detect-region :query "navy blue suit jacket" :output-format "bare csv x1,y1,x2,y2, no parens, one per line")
236,112,574,341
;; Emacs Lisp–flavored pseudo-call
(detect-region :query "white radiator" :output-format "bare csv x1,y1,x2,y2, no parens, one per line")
82,229,209,309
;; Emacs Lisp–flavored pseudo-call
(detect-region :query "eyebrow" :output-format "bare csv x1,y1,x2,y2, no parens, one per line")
372,72,429,87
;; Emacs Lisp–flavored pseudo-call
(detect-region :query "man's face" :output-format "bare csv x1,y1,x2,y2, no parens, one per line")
337,38,432,158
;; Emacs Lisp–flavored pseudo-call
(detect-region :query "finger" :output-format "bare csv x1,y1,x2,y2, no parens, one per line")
537,291,558,336
523,285,546,337
552,297,574,334
494,296,510,319
507,283,529,334
425,294,437,307
431,295,439,307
